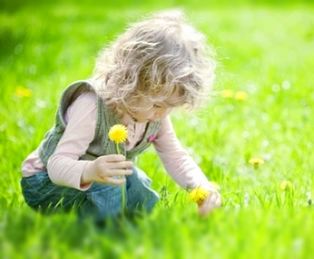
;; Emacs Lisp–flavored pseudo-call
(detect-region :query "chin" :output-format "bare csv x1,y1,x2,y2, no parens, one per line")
138,118,149,123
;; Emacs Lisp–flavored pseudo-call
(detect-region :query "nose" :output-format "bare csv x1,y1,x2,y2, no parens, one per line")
153,108,170,120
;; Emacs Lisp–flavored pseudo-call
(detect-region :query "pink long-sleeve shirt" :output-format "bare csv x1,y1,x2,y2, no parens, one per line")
21,92,211,191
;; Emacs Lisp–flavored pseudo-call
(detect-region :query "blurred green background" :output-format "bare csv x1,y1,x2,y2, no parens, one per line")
1,0,314,258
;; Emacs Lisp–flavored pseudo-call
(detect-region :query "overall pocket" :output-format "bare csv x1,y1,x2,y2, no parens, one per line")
20,172,51,208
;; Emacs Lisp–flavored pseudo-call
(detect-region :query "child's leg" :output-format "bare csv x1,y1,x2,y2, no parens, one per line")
81,182,123,223
126,167,160,215
20,169,159,222
21,171,123,223
20,172,85,214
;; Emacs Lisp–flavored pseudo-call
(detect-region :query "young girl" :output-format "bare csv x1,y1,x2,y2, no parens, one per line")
21,10,221,223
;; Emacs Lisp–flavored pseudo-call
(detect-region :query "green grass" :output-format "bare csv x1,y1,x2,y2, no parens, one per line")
1,1,314,258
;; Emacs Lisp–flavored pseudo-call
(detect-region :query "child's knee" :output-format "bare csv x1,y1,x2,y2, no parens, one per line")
127,168,152,188
126,168,160,213
20,173,84,213
83,184,123,219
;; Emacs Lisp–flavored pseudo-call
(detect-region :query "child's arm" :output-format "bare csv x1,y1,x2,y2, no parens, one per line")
153,116,221,215
46,91,133,190
46,91,98,190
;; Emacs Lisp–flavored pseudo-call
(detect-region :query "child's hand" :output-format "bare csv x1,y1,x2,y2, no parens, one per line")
81,154,133,185
198,189,222,217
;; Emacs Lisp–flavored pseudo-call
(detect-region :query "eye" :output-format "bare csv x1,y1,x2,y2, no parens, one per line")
153,104,163,108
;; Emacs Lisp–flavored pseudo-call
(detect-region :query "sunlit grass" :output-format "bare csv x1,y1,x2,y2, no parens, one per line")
1,1,314,258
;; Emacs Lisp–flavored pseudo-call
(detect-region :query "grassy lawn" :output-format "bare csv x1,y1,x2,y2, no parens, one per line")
1,0,313,258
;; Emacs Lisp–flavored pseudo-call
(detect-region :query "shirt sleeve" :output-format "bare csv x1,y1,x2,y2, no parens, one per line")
153,116,212,191
47,91,97,191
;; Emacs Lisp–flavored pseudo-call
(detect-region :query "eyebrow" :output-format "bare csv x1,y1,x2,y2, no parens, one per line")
152,92,186,108
158,101,180,108
164,97,185,107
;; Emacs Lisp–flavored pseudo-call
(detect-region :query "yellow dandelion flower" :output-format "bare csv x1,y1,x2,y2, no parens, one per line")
234,91,248,101
249,157,265,168
220,89,234,98
108,124,128,144
280,180,293,191
15,86,32,97
189,187,210,206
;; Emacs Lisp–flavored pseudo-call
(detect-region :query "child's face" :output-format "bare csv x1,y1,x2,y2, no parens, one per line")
127,100,172,123
127,91,181,123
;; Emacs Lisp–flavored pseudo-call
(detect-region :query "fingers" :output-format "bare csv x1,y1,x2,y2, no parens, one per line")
101,161,133,176
110,161,133,169
103,154,126,162
100,155,133,169
198,192,222,216
207,192,221,207
107,169,133,177
213,193,222,207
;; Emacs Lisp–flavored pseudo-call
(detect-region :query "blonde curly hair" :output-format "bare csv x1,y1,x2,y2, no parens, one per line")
92,10,216,116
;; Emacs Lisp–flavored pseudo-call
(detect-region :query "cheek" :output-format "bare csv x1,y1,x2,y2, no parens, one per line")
155,108,172,117
134,109,155,119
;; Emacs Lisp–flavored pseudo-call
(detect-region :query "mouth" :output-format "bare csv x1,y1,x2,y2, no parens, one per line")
130,114,139,122
129,114,146,123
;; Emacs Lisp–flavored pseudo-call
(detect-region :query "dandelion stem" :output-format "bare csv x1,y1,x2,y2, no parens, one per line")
116,143,120,154
115,143,126,215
